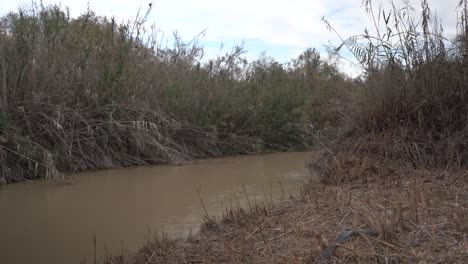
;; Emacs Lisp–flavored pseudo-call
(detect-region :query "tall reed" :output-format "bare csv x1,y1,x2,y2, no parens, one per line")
323,0,468,168
0,2,346,182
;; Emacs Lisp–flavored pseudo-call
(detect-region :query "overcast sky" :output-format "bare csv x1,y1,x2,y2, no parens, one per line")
0,0,461,76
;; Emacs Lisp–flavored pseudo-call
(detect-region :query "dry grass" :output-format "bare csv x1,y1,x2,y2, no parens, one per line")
0,3,348,183
105,153,467,264
105,2,468,263
320,0,468,169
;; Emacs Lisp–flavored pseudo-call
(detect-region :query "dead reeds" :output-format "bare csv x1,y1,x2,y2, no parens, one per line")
317,0,468,170
108,1,468,263
0,2,346,183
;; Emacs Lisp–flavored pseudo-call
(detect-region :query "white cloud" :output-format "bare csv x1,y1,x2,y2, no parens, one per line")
0,0,461,76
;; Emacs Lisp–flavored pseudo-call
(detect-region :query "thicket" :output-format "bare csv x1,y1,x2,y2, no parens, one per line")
0,3,347,183
314,0,468,185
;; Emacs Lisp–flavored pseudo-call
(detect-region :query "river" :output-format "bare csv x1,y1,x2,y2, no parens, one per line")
0,151,311,264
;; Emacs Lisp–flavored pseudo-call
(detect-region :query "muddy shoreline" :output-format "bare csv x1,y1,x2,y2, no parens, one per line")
107,154,467,264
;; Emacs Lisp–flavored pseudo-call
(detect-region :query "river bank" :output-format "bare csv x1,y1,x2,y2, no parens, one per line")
98,7,468,256
107,152,467,264
0,4,350,184
2,1,467,263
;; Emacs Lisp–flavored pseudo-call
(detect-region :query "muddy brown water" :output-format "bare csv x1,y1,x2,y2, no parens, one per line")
0,151,311,264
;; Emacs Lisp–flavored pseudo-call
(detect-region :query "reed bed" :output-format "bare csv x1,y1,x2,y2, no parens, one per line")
320,0,468,169
0,2,347,183
106,1,468,263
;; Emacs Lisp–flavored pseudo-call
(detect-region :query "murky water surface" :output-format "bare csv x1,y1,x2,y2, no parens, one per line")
0,152,311,264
